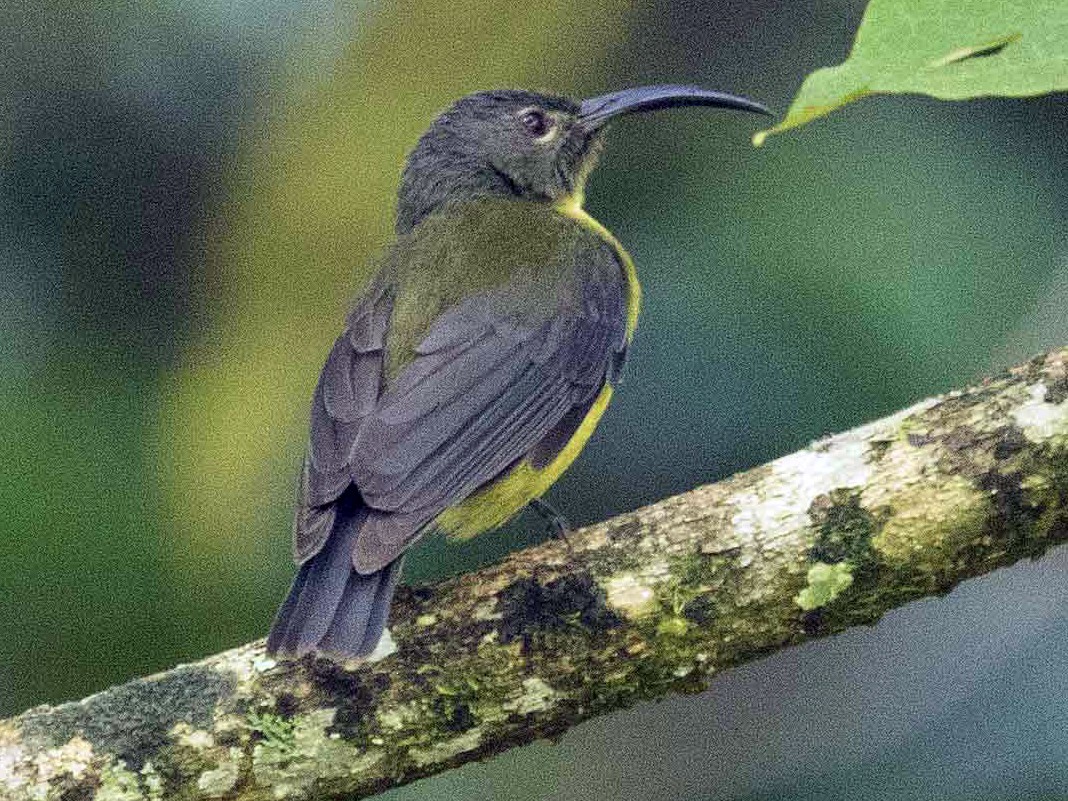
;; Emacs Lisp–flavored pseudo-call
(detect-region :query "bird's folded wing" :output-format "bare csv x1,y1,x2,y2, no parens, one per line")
292,285,392,563
348,271,626,572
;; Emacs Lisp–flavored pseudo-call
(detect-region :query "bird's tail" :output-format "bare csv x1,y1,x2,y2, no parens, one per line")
267,498,404,659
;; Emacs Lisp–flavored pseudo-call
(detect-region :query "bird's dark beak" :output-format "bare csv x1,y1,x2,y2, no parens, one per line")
578,84,772,130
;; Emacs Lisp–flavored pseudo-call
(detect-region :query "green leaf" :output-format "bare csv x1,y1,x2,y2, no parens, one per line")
755,0,1068,144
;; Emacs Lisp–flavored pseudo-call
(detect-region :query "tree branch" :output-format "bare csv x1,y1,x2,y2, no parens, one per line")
3,349,1067,801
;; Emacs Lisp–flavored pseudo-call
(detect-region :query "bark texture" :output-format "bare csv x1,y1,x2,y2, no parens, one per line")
3,348,1067,801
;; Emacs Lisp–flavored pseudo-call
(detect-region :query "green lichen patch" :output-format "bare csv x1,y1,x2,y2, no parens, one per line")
247,710,297,753
794,562,855,611
799,491,887,620
656,617,691,638
250,708,382,798
873,476,989,572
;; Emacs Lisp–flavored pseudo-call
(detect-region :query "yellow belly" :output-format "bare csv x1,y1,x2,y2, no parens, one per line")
434,383,614,540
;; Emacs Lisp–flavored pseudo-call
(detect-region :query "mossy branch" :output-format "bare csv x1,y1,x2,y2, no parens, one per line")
4,349,1067,801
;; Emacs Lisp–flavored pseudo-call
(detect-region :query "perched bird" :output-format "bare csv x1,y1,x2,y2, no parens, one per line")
267,85,769,659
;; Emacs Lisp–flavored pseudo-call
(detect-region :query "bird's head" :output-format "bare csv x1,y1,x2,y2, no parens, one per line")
396,85,770,233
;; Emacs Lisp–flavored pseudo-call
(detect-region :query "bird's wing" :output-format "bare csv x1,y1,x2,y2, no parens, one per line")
350,239,628,572
291,283,393,564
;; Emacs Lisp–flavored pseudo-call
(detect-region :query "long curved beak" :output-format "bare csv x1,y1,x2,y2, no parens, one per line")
578,84,772,130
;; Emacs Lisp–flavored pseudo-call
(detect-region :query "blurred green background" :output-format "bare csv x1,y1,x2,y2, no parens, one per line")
2,1,1066,798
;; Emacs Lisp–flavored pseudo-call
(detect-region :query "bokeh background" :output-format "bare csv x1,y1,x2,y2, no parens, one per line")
2,1,1066,798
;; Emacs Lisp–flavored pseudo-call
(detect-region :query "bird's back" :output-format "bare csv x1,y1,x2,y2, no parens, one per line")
375,199,625,382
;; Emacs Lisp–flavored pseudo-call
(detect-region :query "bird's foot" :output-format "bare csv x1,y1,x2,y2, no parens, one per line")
528,497,573,551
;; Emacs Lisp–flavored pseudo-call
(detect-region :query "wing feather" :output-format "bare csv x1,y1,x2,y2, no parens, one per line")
292,288,392,562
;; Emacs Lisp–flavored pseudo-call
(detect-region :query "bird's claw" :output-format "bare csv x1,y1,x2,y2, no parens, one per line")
528,497,573,551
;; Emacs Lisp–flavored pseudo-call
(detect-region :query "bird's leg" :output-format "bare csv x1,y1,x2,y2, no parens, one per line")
528,497,572,549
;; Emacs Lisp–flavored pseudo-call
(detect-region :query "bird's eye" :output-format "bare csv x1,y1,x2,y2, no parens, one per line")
519,109,554,139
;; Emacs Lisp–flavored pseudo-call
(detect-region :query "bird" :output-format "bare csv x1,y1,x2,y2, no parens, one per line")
266,84,770,660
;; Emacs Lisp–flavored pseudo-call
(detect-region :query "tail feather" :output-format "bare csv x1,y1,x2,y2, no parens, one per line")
320,556,404,655
267,496,403,659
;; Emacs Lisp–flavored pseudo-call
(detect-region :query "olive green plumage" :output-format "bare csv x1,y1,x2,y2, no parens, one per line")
267,85,769,659
380,199,614,381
